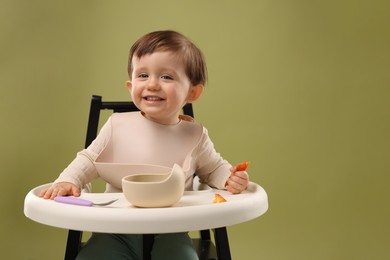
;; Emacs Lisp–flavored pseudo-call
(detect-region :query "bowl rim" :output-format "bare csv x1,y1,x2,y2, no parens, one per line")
122,172,171,185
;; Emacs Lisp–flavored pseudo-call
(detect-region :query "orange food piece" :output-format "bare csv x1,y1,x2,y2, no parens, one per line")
213,193,227,203
236,161,250,171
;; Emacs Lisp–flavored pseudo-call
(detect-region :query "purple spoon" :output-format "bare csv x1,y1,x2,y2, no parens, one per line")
54,196,118,207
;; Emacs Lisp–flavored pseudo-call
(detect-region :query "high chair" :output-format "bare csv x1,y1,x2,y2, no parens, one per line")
65,95,230,260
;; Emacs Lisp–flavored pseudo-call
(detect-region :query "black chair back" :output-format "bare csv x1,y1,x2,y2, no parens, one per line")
64,95,229,260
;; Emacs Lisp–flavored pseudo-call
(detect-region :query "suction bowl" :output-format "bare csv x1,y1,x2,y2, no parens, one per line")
122,164,185,207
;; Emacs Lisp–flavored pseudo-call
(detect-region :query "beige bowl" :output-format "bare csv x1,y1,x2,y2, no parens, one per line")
122,164,185,208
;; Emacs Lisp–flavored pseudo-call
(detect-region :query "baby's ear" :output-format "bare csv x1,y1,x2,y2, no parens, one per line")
125,80,132,91
187,84,204,103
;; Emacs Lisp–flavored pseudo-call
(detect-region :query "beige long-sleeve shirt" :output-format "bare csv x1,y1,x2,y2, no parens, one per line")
55,112,231,192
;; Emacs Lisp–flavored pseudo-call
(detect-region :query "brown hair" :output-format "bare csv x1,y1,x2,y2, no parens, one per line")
128,30,207,86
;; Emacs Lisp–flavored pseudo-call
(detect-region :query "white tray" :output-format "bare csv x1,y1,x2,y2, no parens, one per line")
24,182,268,234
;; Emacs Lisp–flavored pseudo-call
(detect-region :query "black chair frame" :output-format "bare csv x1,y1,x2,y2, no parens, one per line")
64,95,232,260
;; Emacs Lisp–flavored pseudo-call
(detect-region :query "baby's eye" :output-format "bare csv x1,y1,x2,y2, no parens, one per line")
161,75,173,80
138,73,148,78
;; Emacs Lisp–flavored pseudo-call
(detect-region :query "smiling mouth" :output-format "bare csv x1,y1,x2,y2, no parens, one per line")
144,96,164,101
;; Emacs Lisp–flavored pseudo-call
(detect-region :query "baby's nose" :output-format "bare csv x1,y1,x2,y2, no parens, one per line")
146,80,160,91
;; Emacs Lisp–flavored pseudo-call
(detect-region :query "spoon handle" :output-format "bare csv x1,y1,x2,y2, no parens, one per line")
54,196,93,206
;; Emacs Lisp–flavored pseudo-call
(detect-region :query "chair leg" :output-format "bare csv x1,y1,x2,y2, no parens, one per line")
193,230,217,260
214,227,232,260
200,229,211,240
65,230,82,260
143,234,155,260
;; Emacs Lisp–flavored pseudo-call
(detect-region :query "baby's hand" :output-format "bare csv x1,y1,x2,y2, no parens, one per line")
38,182,80,200
225,165,249,194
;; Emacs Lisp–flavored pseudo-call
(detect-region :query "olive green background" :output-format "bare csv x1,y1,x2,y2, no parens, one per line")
1,0,389,259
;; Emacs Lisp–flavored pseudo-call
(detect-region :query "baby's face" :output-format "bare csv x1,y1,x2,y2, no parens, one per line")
127,51,193,125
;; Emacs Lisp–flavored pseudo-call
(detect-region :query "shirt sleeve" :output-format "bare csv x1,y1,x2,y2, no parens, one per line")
54,117,112,188
193,127,232,189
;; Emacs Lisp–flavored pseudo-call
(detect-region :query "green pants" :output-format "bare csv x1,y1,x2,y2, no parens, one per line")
76,232,199,260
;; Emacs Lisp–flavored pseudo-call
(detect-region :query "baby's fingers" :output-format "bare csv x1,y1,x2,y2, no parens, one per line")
226,170,249,194
233,171,249,181
39,183,80,200
38,188,50,198
52,185,80,199
39,187,57,200
226,177,245,194
226,183,240,194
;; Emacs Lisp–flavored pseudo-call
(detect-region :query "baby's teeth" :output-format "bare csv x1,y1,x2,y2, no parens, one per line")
146,97,161,101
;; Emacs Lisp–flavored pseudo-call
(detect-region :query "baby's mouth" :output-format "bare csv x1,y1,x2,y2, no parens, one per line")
144,96,164,101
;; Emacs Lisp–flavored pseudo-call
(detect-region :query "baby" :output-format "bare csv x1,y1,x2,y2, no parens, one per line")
40,30,249,260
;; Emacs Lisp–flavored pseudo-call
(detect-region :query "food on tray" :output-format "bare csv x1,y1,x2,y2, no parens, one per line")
213,193,227,203
236,161,250,171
